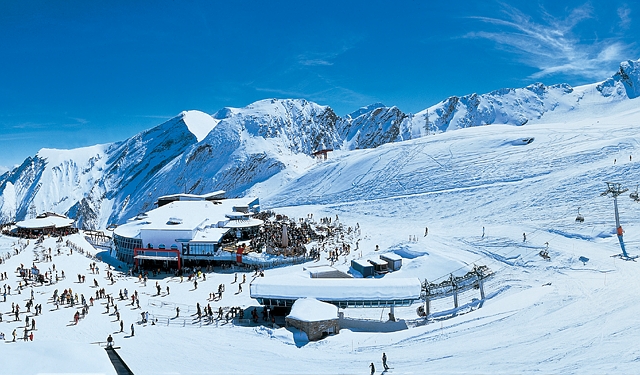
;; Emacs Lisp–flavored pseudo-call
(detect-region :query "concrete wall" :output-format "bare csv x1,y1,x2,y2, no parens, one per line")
286,317,340,341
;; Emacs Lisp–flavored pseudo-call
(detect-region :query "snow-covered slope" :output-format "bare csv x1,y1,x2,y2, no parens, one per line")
2,95,640,374
1,59,640,228
181,110,219,142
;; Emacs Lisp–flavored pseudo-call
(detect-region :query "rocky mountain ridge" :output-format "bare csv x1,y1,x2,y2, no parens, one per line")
1,58,639,229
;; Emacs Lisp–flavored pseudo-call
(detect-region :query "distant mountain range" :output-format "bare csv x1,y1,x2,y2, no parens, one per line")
0,58,638,229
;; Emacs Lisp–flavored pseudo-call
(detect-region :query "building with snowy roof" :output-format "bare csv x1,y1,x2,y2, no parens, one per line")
285,298,339,341
113,192,260,267
14,212,76,237
351,259,374,277
250,273,422,309
380,253,403,271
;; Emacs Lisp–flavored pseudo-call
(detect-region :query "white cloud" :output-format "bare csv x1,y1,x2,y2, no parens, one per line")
618,5,631,30
295,38,359,69
298,59,333,66
466,4,635,81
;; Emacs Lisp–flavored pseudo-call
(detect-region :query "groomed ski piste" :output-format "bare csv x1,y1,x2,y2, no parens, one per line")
2,97,640,374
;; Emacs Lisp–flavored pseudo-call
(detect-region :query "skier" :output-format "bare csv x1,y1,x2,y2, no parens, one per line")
130,324,134,337
370,362,375,375
176,306,180,318
523,232,527,242
107,334,114,347
482,226,485,238
424,227,428,237
382,353,389,371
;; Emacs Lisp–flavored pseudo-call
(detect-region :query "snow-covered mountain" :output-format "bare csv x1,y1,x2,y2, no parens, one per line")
1,59,639,228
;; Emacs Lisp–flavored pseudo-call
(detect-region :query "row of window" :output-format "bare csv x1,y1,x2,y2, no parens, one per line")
256,298,415,308
185,243,221,255
115,233,227,263
113,234,143,264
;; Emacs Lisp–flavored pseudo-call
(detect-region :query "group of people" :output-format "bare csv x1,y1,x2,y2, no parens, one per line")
370,353,390,374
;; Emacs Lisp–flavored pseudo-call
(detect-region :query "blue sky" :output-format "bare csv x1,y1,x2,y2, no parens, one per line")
0,0,637,169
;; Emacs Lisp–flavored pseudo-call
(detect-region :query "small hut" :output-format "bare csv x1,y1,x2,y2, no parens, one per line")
368,257,389,274
380,253,403,271
351,259,374,277
285,298,339,341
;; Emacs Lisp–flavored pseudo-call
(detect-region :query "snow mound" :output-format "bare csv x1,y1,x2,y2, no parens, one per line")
288,298,338,322
181,110,219,142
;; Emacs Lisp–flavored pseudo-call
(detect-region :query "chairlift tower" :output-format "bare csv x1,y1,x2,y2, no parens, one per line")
424,110,430,136
601,182,629,257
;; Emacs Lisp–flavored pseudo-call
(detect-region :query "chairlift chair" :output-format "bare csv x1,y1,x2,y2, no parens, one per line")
575,207,584,223
630,185,639,202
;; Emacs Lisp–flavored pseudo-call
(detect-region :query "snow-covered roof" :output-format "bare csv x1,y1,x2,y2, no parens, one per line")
287,298,338,322
190,227,230,243
352,259,373,268
250,274,421,301
224,218,264,228
368,258,388,266
16,216,74,229
114,197,259,239
380,253,403,261
225,212,253,219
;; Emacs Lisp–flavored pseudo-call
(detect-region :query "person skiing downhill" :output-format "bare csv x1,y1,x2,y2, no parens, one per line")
370,362,375,375
382,353,389,371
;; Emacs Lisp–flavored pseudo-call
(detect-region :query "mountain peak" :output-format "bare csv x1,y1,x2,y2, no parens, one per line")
596,58,640,99
180,110,219,142
347,103,387,119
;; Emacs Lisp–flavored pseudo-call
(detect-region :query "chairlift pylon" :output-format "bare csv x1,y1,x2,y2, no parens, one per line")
575,207,584,223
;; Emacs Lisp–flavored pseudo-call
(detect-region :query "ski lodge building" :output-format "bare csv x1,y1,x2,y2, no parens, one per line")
250,273,422,309
14,212,76,237
113,191,261,268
